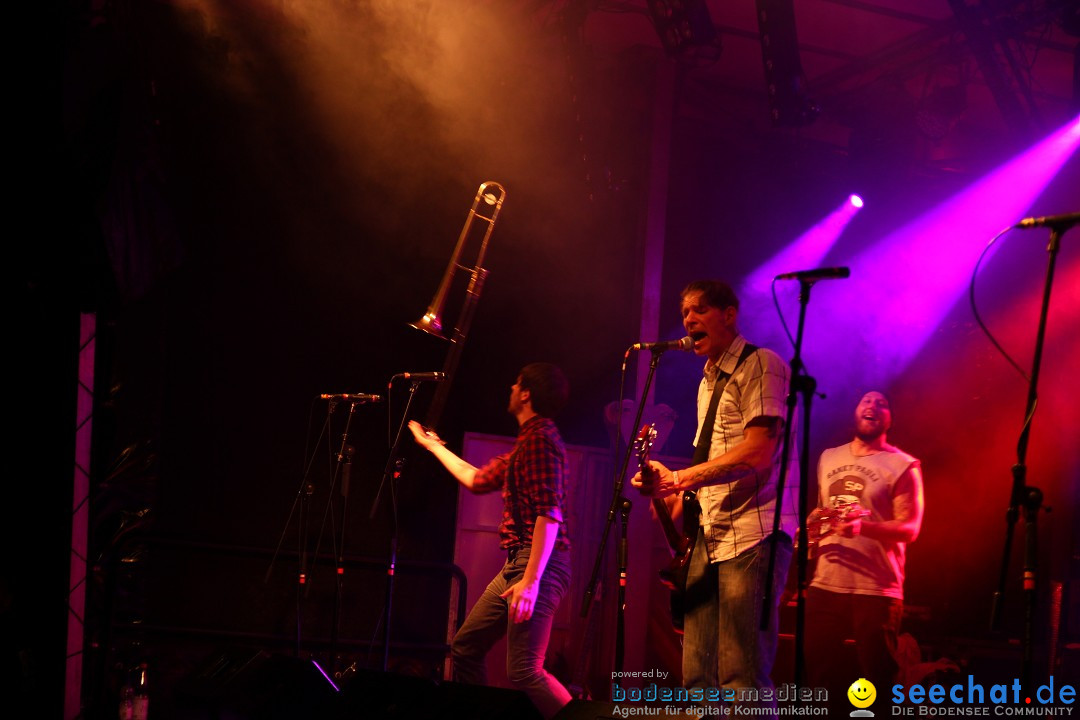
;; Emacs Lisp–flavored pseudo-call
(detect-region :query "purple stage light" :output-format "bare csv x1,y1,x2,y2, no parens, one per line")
738,195,865,350
849,194,864,208
744,194,864,295
801,113,1080,395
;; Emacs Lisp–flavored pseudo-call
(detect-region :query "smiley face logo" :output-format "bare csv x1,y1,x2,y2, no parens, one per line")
847,678,877,709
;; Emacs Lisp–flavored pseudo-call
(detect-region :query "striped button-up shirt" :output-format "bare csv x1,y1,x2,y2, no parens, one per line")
695,335,799,562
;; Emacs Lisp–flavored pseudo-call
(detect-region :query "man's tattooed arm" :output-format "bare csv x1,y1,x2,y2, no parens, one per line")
675,417,782,493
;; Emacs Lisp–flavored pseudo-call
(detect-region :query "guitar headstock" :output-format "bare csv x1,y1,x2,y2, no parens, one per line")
635,423,657,474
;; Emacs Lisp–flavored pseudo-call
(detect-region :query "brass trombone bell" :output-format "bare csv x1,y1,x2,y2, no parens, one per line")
412,311,443,337
409,181,506,341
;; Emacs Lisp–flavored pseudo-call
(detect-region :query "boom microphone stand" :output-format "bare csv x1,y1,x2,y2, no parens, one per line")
762,267,848,689
580,344,674,671
369,377,431,672
989,213,1076,688
265,404,328,657
309,395,381,674
265,393,380,658
329,435,355,673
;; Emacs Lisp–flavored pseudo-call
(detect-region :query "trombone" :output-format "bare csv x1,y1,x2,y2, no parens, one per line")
410,181,506,427
410,181,506,342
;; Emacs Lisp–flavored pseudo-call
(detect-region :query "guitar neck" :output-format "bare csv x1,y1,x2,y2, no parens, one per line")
652,497,685,553
636,424,686,555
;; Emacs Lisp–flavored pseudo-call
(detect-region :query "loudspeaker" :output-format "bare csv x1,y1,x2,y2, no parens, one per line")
337,668,440,719
553,699,621,719
644,0,720,57
753,0,819,127
174,648,342,719
338,671,541,720
554,699,705,719
440,681,543,719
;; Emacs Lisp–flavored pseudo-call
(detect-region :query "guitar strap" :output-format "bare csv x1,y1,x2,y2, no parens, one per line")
692,342,759,463
686,342,758,522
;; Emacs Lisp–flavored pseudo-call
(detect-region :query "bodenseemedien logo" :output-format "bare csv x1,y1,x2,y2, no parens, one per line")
849,678,878,717
609,681,831,716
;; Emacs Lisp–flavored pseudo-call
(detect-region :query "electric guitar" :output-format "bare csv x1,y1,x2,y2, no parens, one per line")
635,423,697,632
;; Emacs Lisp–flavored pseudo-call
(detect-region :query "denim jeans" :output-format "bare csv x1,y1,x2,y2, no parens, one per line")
450,546,572,719
682,529,793,701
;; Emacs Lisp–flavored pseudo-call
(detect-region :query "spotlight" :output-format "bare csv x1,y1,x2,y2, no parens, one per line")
849,194,864,208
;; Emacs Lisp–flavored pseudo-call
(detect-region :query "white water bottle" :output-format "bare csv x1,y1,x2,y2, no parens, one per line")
132,662,149,720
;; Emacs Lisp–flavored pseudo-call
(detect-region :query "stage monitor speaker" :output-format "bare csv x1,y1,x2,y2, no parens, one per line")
337,668,440,719
338,671,542,719
440,680,542,719
553,699,621,719
555,699,710,719
173,648,342,719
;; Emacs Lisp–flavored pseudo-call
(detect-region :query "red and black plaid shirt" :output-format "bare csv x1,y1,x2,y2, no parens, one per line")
472,415,571,551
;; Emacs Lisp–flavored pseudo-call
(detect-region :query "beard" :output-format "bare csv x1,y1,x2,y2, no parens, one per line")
854,419,887,443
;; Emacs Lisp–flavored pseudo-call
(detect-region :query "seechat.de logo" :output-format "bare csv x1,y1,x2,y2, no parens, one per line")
891,676,1076,715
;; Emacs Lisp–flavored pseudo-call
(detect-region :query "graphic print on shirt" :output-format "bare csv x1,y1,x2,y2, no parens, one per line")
824,462,881,509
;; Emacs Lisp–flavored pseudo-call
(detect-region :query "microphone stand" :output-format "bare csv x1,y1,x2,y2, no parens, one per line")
330,436,355,675
265,395,377,663
369,379,424,672
989,222,1069,689
264,402,334,657
762,277,820,691
297,470,314,657
305,402,362,671
580,347,665,672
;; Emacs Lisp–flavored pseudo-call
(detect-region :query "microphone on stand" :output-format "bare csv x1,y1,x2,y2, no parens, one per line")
630,336,694,352
320,393,383,402
339,443,355,498
775,267,851,281
1015,211,1080,230
391,372,447,382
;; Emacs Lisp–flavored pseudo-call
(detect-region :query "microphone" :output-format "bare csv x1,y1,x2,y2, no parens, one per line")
1015,211,1080,230
338,443,354,497
631,336,694,352
320,393,382,402
392,372,446,382
775,266,851,281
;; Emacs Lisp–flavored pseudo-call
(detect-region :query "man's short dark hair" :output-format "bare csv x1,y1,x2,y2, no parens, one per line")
860,390,893,416
681,280,739,311
519,363,569,419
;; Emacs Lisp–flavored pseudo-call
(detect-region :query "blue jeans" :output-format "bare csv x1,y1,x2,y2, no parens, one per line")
682,530,793,699
451,546,572,719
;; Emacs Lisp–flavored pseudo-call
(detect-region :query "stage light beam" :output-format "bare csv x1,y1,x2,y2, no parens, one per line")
801,113,1080,393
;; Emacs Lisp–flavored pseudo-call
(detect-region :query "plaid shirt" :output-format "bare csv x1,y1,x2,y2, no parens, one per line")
695,334,799,561
472,415,571,551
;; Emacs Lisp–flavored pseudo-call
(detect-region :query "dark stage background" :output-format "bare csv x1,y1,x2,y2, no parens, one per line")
11,1,1080,718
